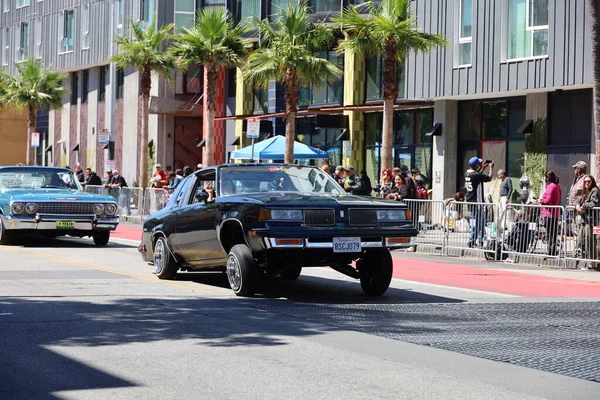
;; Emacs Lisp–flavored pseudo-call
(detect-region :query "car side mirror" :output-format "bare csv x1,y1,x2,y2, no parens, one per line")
195,192,209,202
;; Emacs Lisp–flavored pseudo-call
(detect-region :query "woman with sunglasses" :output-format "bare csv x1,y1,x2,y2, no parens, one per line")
575,175,600,268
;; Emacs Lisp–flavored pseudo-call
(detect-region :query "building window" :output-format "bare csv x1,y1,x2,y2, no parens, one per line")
365,55,405,102
253,86,268,113
508,0,548,59
34,18,42,59
203,0,226,6
458,0,472,66
175,0,195,28
235,0,260,21
308,0,341,13
60,10,75,53
299,51,344,107
16,22,29,61
99,66,107,101
3,0,9,13
82,4,90,49
16,0,28,7
116,68,124,99
71,72,78,104
117,0,124,35
140,0,154,23
227,68,236,98
82,70,89,103
269,0,294,20
2,27,9,65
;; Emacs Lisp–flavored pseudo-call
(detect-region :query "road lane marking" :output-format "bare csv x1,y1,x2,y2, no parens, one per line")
0,246,228,296
0,312,13,316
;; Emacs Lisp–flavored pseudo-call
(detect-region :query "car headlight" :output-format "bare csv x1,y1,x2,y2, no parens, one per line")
93,204,105,215
376,209,406,221
259,209,304,221
104,203,117,216
11,202,24,214
25,203,37,214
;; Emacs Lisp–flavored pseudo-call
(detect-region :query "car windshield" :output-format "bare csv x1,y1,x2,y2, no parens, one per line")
219,166,344,196
0,168,82,190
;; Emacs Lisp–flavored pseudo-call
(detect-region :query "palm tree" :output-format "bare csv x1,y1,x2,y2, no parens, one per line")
590,0,600,180
333,0,447,171
1,59,65,165
111,18,174,188
243,0,342,163
170,7,251,167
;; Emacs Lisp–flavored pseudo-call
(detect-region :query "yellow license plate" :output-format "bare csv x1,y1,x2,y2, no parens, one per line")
56,221,75,229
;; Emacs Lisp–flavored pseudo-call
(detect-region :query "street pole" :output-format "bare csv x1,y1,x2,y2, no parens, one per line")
107,0,117,162
251,138,255,162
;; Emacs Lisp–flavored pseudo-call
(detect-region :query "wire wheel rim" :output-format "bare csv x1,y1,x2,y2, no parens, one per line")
154,240,165,275
227,254,242,291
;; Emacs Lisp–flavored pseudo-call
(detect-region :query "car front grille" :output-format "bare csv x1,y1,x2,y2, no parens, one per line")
36,202,97,215
304,209,335,226
348,209,378,226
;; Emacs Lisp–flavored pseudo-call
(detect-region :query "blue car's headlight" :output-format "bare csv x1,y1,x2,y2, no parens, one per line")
93,204,105,215
376,209,406,221
25,203,37,214
104,203,117,216
11,202,24,214
260,209,304,221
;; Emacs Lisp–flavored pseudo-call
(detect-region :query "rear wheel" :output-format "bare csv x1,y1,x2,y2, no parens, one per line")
227,244,257,297
93,231,110,246
280,265,302,280
154,237,178,279
357,249,393,296
0,219,12,245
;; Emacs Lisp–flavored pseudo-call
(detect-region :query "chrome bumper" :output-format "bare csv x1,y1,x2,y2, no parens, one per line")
1,214,119,231
265,237,416,249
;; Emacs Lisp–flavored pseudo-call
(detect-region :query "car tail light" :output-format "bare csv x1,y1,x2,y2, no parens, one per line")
387,237,411,244
275,239,303,245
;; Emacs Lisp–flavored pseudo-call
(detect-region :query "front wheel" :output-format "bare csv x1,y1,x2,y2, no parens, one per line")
93,231,110,246
227,244,258,297
357,249,393,296
154,237,179,279
0,219,12,245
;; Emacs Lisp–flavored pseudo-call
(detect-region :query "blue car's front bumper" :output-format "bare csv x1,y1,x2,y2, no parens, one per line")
1,213,119,231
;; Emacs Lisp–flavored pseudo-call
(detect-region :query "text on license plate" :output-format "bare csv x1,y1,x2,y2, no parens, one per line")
333,237,362,253
56,221,75,229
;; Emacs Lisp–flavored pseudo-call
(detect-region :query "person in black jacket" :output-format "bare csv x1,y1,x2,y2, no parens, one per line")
82,168,102,187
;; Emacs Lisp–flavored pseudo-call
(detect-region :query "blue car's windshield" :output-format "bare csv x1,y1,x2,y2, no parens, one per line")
0,168,81,190
219,166,344,196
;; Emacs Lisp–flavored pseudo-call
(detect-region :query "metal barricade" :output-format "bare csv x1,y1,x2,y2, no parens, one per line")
499,203,565,264
142,188,170,217
403,199,447,250
118,187,145,219
563,206,600,269
445,200,500,258
84,185,104,195
84,184,121,203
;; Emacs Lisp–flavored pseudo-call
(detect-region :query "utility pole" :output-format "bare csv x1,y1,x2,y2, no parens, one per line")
106,0,117,162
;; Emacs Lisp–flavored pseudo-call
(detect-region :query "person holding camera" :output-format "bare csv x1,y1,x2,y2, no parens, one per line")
465,157,494,247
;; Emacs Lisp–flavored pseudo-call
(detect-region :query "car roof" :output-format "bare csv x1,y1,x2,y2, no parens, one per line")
216,163,312,169
0,166,71,172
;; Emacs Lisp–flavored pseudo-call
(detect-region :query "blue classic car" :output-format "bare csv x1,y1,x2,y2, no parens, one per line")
0,166,119,246
139,164,418,297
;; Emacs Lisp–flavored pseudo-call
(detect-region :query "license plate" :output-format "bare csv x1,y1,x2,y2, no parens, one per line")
56,221,75,229
333,237,362,253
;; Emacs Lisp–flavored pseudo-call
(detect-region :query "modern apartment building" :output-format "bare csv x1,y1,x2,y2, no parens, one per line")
0,0,594,200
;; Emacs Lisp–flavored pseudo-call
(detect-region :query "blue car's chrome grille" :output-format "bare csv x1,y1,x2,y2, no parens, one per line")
35,202,96,215
304,209,335,226
348,209,378,227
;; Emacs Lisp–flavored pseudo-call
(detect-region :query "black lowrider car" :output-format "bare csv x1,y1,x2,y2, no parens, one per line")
139,164,417,296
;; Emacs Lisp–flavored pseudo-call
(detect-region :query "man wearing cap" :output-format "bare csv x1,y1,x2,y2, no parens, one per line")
465,157,494,247
342,166,364,195
568,161,587,206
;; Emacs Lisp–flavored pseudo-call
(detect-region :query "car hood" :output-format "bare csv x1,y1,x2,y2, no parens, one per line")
226,192,404,207
0,188,116,203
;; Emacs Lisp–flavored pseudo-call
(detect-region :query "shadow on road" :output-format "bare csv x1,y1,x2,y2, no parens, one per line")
11,236,137,249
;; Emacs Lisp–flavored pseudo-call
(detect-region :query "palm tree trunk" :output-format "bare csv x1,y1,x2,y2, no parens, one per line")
27,106,36,166
284,68,299,164
381,40,399,172
140,67,151,189
591,0,600,181
204,63,217,166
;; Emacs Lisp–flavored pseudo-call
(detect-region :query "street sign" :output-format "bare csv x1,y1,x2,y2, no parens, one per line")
105,159,116,172
247,118,260,139
31,132,40,148
98,129,109,146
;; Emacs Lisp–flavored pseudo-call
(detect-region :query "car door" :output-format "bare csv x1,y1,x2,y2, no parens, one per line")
174,169,221,264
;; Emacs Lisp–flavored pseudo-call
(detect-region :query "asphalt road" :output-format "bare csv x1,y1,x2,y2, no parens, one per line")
1,236,599,400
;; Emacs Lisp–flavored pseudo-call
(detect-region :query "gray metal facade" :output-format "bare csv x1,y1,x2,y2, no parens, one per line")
406,0,593,100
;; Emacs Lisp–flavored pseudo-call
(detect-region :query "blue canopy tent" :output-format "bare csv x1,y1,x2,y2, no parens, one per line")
230,135,329,161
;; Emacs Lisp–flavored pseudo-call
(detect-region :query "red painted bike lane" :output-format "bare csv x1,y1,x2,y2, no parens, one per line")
111,225,600,298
